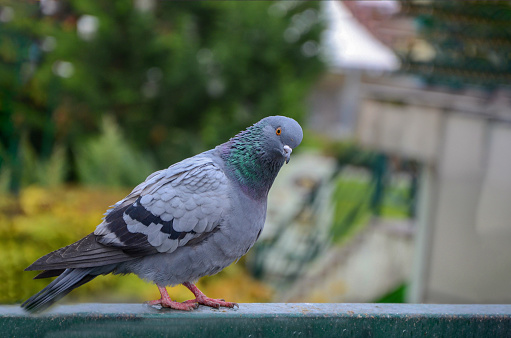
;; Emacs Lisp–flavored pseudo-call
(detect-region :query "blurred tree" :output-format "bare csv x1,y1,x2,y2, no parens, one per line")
0,0,324,190
0,2,48,193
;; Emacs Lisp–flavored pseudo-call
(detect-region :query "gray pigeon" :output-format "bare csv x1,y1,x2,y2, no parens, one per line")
22,115,303,312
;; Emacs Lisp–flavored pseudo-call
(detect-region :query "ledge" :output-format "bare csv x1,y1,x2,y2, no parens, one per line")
1,303,510,337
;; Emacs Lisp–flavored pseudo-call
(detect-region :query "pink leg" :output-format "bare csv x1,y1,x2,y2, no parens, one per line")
182,282,238,309
146,285,198,311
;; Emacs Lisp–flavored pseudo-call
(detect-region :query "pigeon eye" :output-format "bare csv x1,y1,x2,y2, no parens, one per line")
276,127,282,136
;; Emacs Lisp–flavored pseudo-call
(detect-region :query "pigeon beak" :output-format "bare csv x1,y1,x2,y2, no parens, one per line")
283,145,292,164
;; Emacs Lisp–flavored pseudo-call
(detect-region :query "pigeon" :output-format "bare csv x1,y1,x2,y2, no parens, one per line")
21,115,303,313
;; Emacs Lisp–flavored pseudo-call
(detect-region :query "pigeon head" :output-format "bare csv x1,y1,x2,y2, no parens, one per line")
220,116,303,198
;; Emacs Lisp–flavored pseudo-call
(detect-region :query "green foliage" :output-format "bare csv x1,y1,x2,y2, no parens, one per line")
0,135,67,193
374,283,408,303
326,139,413,244
330,176,373,244
300,132,378,168
19,136,68,188
75,117,156,187
380,183,411,219
329,171,411,245
0,0,324,190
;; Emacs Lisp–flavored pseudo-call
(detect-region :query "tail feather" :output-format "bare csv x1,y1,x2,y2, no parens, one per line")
34,269,65,279
21,268,96,313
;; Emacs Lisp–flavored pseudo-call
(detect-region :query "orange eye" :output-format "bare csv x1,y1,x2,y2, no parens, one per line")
276,127,282,136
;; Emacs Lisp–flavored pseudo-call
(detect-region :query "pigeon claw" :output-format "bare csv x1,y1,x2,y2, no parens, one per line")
182,282,238,310
145,298,198,311
183,296,238,309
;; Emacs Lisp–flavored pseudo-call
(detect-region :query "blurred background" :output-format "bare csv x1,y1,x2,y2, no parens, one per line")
1,0,510,306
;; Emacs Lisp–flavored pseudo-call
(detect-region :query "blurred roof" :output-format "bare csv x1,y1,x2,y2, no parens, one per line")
320,1,400,72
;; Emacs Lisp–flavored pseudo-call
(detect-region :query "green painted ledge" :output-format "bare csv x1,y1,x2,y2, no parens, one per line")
1,303,510,337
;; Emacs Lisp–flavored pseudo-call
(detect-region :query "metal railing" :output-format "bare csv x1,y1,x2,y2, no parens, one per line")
1,303,510,337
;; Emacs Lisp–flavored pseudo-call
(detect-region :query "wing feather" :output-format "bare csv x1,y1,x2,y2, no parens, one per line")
94,154,230,254
27,153,230,275
25,233,135,271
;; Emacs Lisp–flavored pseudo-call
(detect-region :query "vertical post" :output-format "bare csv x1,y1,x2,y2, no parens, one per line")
370,153,387,216
407,163,437,303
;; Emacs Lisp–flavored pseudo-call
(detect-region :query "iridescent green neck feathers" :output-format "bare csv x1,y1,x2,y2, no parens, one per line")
220,122,284,199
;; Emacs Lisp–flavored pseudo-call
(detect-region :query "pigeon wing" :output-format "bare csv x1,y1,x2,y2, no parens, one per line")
26,155,230,272
94,155,230,255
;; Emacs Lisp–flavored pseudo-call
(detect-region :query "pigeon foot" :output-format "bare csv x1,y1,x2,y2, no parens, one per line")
183,282,238,309
147,285,198,311
145,298,198,311
182,296,238,309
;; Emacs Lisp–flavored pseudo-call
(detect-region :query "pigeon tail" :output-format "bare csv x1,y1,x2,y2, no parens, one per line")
21,268,97,313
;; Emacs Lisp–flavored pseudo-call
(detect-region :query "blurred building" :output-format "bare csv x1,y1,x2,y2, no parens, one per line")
308,1,400,139
310,1,511,304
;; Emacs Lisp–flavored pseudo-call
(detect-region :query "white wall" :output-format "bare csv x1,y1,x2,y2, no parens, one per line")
357,95,511,303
